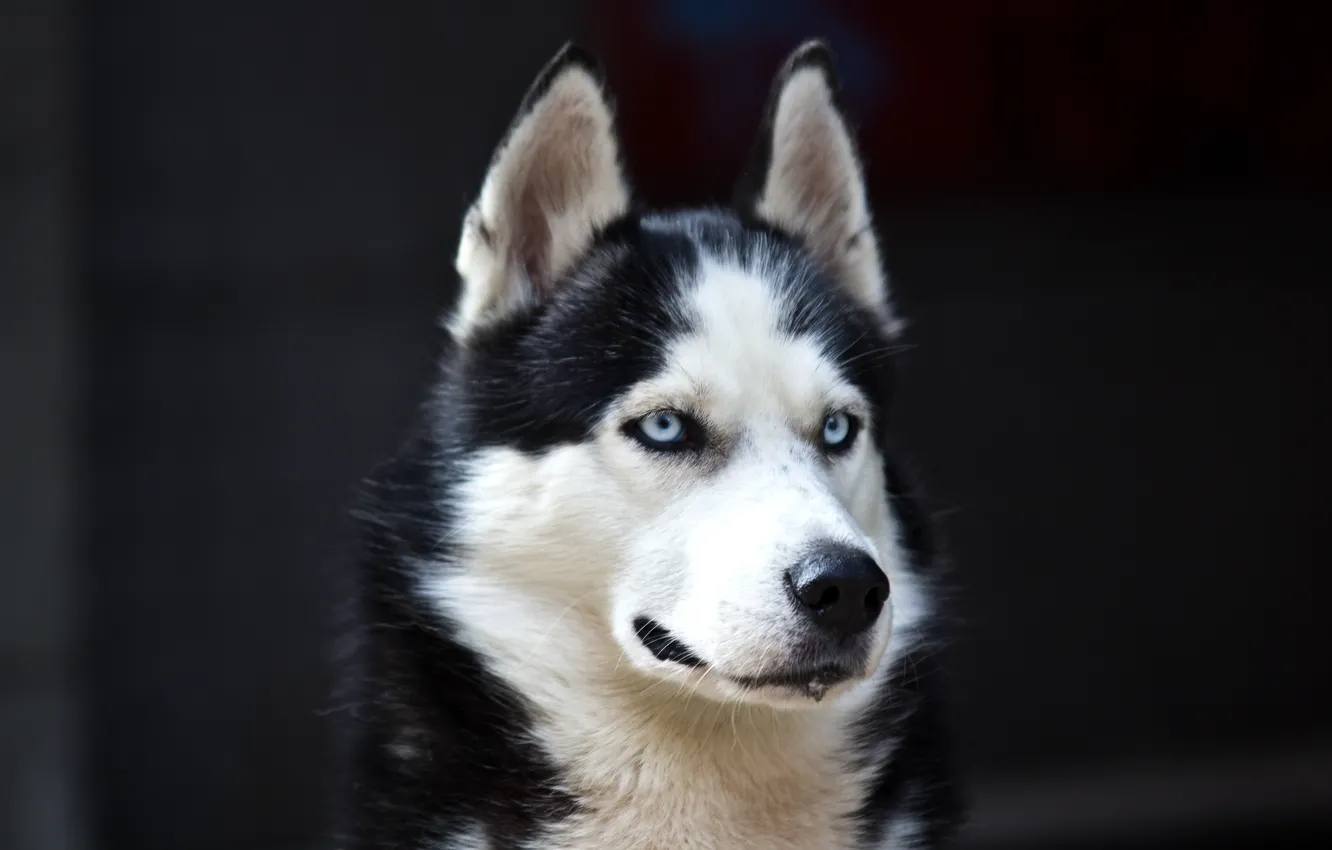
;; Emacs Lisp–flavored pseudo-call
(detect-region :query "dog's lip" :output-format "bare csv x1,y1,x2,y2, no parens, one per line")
632,617,707,668
725,664,857,691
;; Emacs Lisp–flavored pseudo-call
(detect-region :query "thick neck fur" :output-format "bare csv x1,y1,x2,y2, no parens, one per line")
431,564,896,849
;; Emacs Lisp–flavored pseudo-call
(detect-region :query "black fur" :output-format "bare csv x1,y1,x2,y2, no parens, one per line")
343,433,576,848
454,218,699,452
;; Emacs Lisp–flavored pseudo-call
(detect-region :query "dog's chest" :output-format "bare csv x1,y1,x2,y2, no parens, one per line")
536,782,866,850
529,714,876,850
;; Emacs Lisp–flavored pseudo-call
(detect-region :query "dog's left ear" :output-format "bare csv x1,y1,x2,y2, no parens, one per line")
451,43,631,341
735,41,901,335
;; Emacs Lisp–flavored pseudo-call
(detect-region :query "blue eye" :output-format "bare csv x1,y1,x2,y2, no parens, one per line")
636,411,689,447
822,411,857,450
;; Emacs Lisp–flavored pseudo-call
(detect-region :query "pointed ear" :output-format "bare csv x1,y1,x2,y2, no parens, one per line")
735,41,901,336
451,44,630,340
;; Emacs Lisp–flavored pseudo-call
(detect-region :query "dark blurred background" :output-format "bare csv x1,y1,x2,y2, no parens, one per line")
3,1,1330,848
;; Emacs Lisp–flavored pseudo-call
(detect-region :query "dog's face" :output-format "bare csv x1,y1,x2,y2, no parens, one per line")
435,43,928,709
598,244,920,707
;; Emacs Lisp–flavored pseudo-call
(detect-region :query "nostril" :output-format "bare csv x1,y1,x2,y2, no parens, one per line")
789,573,845,612
813,585,840,609
864,585,886,620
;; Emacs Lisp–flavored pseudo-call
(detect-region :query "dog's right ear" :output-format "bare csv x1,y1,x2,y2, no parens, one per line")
450,44,631,342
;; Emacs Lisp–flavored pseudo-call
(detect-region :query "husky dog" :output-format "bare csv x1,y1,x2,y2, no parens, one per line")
346,40,961,850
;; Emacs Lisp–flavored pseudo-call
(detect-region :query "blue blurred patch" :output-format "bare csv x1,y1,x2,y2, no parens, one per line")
644,0,894,134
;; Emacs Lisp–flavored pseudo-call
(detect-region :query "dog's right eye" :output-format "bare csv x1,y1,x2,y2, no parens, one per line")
628,411,700,451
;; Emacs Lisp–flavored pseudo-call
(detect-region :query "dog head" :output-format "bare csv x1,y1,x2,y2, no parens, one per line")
434,42,929,709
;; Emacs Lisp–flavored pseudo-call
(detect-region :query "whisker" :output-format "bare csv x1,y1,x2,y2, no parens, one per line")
515,587,599,673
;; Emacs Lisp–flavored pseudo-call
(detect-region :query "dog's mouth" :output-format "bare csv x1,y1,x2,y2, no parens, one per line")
632,618,858,702
633,618,706,668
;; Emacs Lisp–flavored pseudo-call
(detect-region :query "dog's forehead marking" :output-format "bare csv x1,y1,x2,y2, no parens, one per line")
647,256,857,422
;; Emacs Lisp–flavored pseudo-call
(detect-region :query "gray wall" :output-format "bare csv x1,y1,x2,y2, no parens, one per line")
1,2,84,849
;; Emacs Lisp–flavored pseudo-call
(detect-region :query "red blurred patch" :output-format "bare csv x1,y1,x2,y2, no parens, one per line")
592,0,1330,199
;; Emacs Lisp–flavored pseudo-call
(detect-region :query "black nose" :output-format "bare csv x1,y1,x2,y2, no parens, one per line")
787,543,890,640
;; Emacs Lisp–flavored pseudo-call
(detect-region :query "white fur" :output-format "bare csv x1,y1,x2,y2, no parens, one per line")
433,822,490,850
876,779,934,848
422,246,929,849
881,819,926,850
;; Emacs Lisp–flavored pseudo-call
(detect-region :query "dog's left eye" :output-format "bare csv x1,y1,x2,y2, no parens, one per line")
821,411,859,452
630,411,697,451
